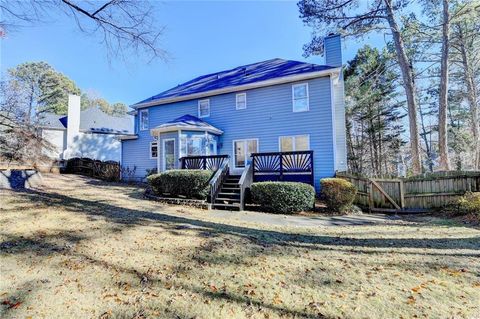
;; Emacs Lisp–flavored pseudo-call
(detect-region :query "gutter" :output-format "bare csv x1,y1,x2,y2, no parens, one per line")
116,134,138,141
131,67,342,109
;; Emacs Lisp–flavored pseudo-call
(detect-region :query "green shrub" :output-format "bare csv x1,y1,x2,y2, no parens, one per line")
251,182,315,214
147,169,212,199
457,192,480,216
320,178,357,213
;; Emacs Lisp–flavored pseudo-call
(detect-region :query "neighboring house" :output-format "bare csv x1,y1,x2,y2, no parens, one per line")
121,34,346,191
39,95,133,162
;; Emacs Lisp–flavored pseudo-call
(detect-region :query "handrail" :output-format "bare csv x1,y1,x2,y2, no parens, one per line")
208,159,229,207
238,163,253,211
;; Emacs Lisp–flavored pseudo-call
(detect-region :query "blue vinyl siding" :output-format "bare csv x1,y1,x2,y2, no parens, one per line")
324,34,342,67
122,76,335,191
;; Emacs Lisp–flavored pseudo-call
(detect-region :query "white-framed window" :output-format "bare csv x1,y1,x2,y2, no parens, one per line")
139,109,149,130
236,93,247,110
233,139,258,168
198,99,210,118
150,141,158,159
292,83,309,112
279,135,310,152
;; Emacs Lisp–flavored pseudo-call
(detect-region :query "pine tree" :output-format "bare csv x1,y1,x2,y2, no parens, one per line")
344,46,406,176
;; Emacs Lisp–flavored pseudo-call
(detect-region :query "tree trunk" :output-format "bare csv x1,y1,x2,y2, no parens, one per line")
438,0,451,171
458,26,480,169
384,0,422,174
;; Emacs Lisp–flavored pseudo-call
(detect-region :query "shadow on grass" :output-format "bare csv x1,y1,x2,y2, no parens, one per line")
2,186,480,318
5,188,480,253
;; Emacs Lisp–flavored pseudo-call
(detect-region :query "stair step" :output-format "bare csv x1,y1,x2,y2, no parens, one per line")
221,187,240,191
217,192,240,198
223,182,239,187
213,203,241,211
215,197,240,203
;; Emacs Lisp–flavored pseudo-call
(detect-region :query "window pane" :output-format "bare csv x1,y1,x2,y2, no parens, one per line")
246,140,257,164
280,137,293,152
187,137,203,155
151,142,158,158
293,98,308,112
295,136,309,151
293,85,307,98
140,110,149,129
236,94,246,109
164,140,175,170
234,141,246,168
199,100,210,117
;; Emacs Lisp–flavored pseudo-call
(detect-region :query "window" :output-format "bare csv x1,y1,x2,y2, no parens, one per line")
236,93,247,110
233,139,258,168
180,132,217,157
139,109,149,130
198,99,210,118
150,141,158,159
279,135,310,152
292,83,309,112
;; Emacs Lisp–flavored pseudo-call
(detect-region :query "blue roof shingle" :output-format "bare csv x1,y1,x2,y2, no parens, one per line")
136,58,335,106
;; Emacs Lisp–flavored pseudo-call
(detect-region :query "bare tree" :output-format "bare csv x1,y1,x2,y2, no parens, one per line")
298,0,423,174
0,0,167,61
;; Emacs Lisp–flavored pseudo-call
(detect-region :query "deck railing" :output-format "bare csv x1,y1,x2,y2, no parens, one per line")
208,159,229,206
180,155,229,171
251,151,314,186
238,163,253,210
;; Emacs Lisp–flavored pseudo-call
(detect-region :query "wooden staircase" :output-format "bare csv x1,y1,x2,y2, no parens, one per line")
212,175,241,211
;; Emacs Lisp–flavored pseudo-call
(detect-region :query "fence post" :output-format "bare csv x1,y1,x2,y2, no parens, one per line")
279,154,283,181
399,180,405,210
368,179,374,213
252,155,256,182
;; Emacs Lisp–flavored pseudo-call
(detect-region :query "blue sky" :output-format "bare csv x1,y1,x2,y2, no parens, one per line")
0,1,384,106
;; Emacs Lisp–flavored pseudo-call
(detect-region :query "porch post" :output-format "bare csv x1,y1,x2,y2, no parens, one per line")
178,129,181,169
156,132,161,173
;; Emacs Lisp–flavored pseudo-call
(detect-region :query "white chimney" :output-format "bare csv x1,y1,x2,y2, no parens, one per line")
63,94,81,159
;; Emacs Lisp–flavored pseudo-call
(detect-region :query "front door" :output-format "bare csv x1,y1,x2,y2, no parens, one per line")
163,139,175,171
233,139,258,174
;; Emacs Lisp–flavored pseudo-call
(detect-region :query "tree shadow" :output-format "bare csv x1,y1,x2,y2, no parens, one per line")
9,188,480,253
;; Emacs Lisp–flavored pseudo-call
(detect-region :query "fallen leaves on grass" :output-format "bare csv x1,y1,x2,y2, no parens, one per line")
1,299,22,309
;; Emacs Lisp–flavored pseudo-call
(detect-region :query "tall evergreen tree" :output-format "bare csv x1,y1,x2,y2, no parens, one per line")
344,46,406,176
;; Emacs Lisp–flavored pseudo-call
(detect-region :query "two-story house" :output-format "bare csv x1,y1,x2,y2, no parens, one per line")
120,34,346,194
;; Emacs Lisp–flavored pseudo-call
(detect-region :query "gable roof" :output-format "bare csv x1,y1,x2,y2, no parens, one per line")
39,108,133,134
151,114,223,135
78,108,133,134
134,58,339,108
39,113,65,129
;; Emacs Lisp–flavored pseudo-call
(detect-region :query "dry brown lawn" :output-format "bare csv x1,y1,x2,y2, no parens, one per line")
0,174,479,319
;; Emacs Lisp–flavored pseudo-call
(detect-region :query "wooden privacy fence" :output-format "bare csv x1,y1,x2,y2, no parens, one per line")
65,157,120,181
336,171,480,213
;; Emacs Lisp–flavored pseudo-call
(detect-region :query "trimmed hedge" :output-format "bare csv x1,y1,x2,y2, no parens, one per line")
147,169,212,199
251,182,315,214
320,178,357,213
457,192,480,216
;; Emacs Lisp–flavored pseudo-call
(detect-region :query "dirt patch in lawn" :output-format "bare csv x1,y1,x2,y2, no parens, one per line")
1,174,479,319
